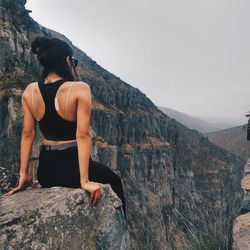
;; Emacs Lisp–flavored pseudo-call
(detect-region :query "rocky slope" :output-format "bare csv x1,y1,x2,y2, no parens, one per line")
0,185,131,249
207,124,250,161
159,106,232,133
0,0,246,249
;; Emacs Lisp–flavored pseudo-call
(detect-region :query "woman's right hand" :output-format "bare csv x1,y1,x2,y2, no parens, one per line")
81,180,102,206
3,173,33,197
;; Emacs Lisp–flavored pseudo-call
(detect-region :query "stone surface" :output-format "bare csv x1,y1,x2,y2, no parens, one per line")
239,159,250,212
232,159,250,250
0,166,19,195
233,213,250,250
0,185,131,250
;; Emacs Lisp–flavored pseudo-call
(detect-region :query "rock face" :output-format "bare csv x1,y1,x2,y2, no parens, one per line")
240,160,250,211
0,0,246,249
0,167,19,195
0,185,131,250
232,159,250,250
233,213,250,250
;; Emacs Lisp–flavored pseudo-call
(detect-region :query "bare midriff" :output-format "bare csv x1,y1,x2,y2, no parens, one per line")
42,138,77,145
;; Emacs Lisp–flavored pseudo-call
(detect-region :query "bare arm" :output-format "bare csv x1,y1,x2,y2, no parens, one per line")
3,85,36,196
76,83,102,206
19,86,36,176
76,83,92,185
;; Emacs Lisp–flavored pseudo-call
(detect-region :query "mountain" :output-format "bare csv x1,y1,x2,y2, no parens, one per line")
207,124,250,161
159,106,233,134
0,0,245,249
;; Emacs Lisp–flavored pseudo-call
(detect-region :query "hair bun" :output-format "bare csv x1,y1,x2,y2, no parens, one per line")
31,36,51,57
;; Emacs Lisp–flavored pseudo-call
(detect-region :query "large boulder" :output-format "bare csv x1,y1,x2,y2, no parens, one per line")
0,185,131,250
232,213,250,250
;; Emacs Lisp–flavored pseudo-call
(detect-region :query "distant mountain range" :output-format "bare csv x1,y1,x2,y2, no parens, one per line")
207,124,250,161
158,106,249,160
158,106,234,134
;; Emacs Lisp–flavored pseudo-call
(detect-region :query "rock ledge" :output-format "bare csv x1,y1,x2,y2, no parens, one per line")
0,185,131,250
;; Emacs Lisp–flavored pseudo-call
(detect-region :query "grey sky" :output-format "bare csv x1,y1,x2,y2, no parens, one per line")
25,0,250,125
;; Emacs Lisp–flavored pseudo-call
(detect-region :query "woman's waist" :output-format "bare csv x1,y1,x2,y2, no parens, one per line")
42,138,76,145
41,140,77,151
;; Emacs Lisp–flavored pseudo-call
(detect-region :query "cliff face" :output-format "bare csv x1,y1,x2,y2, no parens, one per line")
232,159,250,249
0,0,246,249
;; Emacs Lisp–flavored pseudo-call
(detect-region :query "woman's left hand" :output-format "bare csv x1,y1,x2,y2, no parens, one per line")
3,174,33,197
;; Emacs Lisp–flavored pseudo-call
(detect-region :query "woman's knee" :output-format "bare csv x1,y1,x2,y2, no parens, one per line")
110,172,124,190
112,171,121,182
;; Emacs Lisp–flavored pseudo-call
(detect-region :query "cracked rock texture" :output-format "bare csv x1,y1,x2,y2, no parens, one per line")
232,159,250,250
0,185,131,250
233,213,250,250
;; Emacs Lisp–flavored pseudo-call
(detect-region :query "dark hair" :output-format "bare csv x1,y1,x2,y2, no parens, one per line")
31,36,75,81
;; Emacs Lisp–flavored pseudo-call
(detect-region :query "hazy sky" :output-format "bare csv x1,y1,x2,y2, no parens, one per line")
25,0,250,125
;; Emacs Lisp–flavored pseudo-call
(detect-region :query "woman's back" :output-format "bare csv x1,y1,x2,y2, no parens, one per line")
24,79,91,144
32,80,78,122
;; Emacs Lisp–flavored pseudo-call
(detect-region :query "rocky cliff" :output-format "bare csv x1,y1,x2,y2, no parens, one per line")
232,159,250,250
0,185,131,249
0,0,246,249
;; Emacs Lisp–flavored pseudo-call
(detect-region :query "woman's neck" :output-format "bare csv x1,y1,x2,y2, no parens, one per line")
45,73,63,84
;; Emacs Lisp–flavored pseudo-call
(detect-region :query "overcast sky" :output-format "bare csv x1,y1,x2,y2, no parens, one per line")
25,0,250,125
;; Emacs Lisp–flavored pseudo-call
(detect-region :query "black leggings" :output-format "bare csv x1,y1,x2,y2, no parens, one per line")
37,146,126,220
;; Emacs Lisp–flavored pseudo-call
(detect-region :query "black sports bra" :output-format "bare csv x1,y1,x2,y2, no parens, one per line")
34,79,77,141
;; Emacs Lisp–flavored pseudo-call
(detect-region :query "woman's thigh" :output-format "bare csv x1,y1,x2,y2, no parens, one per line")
89,159,126,219
89,158,121,185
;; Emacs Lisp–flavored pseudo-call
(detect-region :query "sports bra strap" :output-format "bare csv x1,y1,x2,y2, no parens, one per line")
32,82,39,121
65,82,74,120
38,80,65,115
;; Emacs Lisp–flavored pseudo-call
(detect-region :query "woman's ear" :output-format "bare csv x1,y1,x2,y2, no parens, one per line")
66,56,71,67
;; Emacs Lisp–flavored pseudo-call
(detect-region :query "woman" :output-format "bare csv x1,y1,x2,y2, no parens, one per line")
4,36,126,220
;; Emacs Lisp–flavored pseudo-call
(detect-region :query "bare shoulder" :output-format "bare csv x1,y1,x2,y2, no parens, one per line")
22,82,38,99
25,81,38,89
73,81,90,90
73,81,91,97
